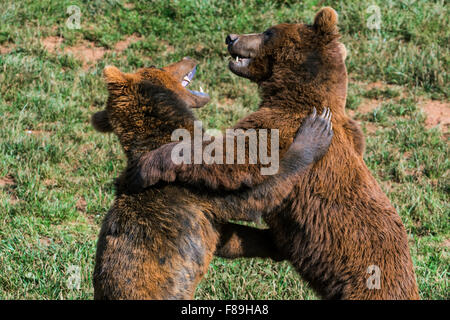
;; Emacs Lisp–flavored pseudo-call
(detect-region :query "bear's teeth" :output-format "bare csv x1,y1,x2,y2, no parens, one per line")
236,56,239,62
199,86,204,93
182,76,191,87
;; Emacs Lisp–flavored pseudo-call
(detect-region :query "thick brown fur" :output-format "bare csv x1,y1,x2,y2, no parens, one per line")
136,8,419,299
92,59,333,299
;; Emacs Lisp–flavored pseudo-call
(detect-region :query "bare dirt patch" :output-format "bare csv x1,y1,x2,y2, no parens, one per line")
364,122,378,135
0,42,15,55
442,239,450,249
76,197,87,213
43,179,57,187
366,81,384,90
42,36,107,70
66,42,107,68
195,43,205,53
8,193,20,205
216,98,235,110
349,81,392,115
0,175,19,205
0,175,16,187
123,3,135,9
420,100,450,133
114,34,143,52
38,237,52,247
358,98,380,114
42,36,63,52
42,34,144,70
351,79,406,104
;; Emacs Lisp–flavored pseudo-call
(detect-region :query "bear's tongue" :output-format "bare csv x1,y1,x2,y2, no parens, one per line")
182,66,196,87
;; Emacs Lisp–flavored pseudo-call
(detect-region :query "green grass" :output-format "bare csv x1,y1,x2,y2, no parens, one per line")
0,0,449,300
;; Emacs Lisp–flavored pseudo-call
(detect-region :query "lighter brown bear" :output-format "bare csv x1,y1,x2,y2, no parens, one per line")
91,58,333,299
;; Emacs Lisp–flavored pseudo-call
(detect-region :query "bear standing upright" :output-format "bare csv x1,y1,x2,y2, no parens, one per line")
133,8,420,299
91,58,333,299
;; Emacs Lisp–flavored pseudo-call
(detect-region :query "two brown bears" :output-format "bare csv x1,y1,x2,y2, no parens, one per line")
91,58,333,299
131,8,419,299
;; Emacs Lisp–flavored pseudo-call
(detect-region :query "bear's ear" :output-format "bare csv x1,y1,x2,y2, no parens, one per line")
313,7,338,34
91,110,113,133
103,66,126,85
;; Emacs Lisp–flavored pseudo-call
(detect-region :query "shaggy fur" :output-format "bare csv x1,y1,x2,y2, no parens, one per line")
134,8,419,299
91,59,333,299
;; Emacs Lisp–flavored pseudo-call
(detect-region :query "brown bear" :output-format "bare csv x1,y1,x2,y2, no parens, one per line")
132,8,420,299
91,58,333,299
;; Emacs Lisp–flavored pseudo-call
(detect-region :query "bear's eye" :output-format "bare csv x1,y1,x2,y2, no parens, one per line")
263,29,274,42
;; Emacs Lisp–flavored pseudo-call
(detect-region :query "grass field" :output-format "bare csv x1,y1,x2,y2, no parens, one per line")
0,0,448,300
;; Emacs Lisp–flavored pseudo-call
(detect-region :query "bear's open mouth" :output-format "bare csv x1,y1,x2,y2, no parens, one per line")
230,54,251,68
228,54,252,79
181,65,209,99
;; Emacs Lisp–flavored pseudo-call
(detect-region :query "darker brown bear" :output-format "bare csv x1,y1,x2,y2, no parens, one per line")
91,58,333,299
134,8,419,299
